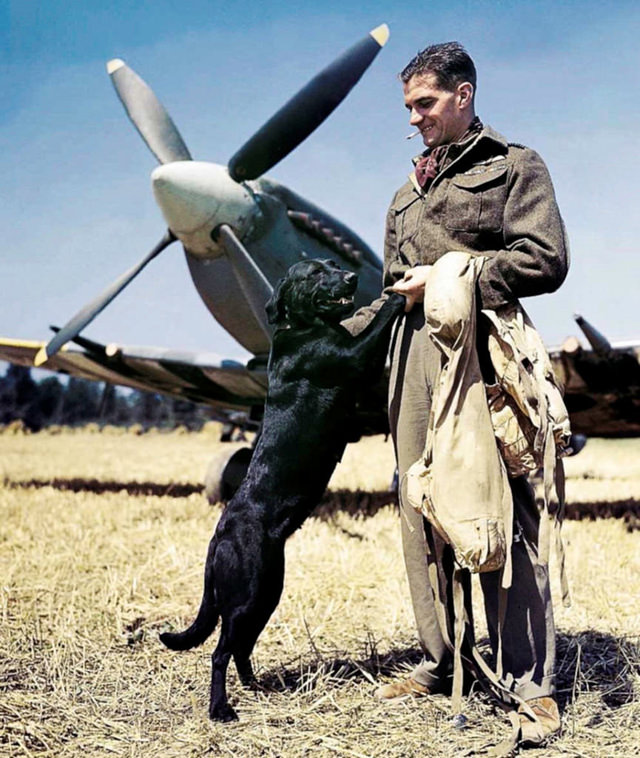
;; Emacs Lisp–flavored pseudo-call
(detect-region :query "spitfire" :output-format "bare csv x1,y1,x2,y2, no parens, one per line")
33,24,390,366
1,23,639,495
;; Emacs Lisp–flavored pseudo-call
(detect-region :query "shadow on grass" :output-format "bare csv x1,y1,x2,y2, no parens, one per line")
2,476,203,498
5,477,639,525
555,630,639,711
255,629,639,715
256,640,425,694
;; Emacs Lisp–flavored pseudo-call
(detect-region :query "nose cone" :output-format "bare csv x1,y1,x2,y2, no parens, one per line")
151,161,255,237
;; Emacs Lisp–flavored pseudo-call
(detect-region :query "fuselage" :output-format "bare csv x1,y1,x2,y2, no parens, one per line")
151,161,384,356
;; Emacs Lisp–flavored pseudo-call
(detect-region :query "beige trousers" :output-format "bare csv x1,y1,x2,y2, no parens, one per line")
388,306,556,700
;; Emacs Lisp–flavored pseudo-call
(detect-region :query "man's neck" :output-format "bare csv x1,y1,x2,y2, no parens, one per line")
448,112,477,145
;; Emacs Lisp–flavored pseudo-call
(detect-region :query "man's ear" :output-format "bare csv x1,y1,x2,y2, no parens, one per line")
457,81,474,110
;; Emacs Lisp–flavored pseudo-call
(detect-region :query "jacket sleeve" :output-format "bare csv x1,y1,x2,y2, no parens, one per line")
477,148,569,310
341,193,410,336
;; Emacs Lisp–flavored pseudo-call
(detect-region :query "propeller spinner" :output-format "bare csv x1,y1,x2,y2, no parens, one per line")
36,24,389,364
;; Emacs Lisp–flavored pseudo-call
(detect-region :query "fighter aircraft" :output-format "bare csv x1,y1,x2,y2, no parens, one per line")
1,23,639,497
0,25,394,494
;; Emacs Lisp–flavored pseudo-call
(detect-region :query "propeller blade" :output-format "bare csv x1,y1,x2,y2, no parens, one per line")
34,231,177,366
216,224,273,339
227,23,389,182
107,59,193,164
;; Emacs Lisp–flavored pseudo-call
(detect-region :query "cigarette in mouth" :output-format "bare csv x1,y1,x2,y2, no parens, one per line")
406,130,421,140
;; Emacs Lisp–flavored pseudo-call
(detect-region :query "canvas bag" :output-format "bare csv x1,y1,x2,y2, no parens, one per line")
483,303,571,477
404,252,514,582
482,302,572,607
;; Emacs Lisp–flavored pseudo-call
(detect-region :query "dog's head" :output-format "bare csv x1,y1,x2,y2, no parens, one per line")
266,259,358,328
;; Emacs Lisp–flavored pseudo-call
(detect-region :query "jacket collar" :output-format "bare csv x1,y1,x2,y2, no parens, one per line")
409,124,509,193
411,124,508,162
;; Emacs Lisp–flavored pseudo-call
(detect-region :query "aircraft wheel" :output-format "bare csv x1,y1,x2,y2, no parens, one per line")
204,445,253,504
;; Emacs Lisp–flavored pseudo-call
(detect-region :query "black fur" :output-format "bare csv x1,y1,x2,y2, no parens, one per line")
160,259,404,721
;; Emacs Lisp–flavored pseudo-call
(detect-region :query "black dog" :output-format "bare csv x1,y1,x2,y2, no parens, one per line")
160,259,404,721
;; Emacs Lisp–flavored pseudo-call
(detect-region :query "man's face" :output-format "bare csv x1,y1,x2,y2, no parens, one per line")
403,72,473,149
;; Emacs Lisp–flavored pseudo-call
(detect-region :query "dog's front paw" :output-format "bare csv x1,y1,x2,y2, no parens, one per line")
209,701,239,722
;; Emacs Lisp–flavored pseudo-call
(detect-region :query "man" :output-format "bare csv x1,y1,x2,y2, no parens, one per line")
345,42,568,745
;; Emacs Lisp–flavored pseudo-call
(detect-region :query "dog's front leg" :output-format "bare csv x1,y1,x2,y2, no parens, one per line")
209,627,238,722
348,293,406,374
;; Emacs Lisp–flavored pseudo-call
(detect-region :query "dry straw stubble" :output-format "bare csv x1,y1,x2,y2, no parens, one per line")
1,429,639,757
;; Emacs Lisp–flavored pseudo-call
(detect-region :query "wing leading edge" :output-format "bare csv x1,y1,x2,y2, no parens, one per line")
0,337,267,414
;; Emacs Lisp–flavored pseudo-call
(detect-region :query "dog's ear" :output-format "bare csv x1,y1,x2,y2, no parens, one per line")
265,276,290,325
285,280,319,327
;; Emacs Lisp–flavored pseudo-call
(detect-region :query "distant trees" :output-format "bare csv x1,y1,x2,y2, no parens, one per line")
0,365,43,430
0,364,210,431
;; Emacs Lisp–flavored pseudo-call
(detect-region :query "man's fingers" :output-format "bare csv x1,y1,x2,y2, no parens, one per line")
403,293,416,312
391,281,418,311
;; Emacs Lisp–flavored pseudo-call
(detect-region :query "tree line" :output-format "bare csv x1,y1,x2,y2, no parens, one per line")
0,365,210,431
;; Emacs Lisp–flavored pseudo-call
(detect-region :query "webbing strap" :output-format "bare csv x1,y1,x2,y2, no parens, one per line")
501,475,513,590
554,461,571,607
496,581,507,680
538,425,555,567
452,568,467,713
441,562,542,755
462,711,521,757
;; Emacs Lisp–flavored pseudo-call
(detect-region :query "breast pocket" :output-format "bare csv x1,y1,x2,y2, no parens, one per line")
393,195,425,258
445,166,508,233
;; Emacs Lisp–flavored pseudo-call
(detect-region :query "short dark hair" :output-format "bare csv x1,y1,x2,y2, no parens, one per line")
400,41,476,93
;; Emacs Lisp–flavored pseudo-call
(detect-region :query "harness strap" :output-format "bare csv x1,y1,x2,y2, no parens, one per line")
538,425,555,567
554,460,571,607
418,495,554,750
452,567,467,714
462,711,521,757
496,580,507,680
429,547,542,751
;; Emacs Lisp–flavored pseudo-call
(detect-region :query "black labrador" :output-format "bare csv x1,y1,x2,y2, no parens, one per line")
160,259,404,721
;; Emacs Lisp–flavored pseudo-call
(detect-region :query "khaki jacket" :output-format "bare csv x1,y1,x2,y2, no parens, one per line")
343,125,569,335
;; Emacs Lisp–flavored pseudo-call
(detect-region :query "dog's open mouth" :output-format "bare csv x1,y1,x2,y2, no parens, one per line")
328,296,354,306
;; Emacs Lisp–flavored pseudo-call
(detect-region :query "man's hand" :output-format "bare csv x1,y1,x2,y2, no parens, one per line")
390,265,432,312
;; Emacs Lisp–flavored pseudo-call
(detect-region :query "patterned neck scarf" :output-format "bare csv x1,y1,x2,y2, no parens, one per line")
414,116,483,189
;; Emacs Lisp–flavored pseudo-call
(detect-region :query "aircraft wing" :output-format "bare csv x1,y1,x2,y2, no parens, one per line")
549,315,640,438
3,313,639,440
0,337,267,418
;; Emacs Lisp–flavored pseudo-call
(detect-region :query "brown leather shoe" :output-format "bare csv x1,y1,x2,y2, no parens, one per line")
518,696,561,745
374,676,431,700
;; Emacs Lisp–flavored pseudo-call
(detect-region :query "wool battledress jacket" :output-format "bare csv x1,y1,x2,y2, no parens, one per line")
344,124,569,334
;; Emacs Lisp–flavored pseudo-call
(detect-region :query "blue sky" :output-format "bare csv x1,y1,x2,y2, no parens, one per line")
2,0,639,365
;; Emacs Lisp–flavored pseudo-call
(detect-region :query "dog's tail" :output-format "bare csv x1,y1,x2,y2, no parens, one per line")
160,560,220,651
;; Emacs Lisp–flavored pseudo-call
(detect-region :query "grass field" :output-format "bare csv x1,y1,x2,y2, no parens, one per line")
1,429,639,757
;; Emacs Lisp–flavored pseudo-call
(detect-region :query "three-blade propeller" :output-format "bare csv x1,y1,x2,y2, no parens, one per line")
228,24,389,181
34,231,176,366
37,24,389,364
107,59,192,165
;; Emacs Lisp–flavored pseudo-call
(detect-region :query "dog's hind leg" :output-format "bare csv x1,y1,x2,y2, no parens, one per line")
231,557,286,690
208,604,276,721
230,616,270,689
209,623,238,722
234,653,255,687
